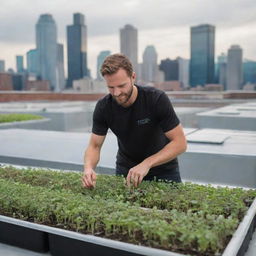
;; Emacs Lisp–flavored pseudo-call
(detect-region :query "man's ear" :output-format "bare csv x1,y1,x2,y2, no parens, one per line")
132,71,136,81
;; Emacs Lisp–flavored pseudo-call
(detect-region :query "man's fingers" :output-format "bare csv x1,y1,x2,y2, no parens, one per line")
133,174,141,188
82,176,91,188
82,172,96,188
138,175,144,186
92,172,97,187
126,172,132,187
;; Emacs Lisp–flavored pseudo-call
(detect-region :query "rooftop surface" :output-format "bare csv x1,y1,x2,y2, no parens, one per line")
197,102,256,118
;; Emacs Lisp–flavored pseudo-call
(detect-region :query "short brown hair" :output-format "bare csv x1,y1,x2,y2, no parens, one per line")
100,53,133,77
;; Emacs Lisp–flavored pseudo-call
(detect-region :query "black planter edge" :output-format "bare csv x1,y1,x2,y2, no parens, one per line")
0,215,182,256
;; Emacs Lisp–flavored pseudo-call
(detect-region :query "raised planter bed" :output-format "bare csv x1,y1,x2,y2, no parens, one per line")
0,113,44,123
0,165,256,256
0,113,51,130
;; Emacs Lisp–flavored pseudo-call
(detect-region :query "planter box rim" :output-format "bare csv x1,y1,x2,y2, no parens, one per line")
0,215,181,256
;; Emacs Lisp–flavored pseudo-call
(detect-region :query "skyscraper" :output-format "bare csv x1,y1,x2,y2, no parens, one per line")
26,49,39,75
217,53,227,89
243,60,256,85
226,45,243,90
159,58,179,81
190,24,215,87
67,13,88,87
36,14,58,91
57,44,65,91
177,57,189,88
0,60,5,72
16,56,24,73
97,50,111,80
120,24,138,72
141,45,158,82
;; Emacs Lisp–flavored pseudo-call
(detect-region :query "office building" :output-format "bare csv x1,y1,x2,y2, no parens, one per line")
67,13,88,87
226,45,243,90
56,43,65,91
0,60,5,72
243,60,256,85
217,53,227,89
159,58,179,81
177,57,189,88
190,24,215,87
97,51,111,80
36,14,58,91
26,49,39,75
16,56,24,73
141,45,158,82
120,24,138,72
0,73,13,90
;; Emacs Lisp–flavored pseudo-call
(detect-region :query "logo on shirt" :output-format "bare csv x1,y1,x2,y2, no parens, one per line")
137,118,151,126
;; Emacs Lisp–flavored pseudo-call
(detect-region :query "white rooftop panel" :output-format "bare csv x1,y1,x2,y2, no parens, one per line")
187,132,229,144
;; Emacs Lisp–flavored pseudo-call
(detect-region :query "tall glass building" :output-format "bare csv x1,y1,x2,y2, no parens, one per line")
67,13,88,87
0,60,5,72
97,51,111,80
142,45,158,83
16,56,24,73
243,60,256,85
190,24,215,87
159,58,179,81
26,49,38,75
226,45,243,90
36,14,58,91
120,24,138,73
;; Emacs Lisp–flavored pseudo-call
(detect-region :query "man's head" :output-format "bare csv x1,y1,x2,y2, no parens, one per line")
101,54,137,107
101,53,133,78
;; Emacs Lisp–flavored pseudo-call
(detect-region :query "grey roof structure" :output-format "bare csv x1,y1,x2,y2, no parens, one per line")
0,127,255,188
0,101,208,132
179,128,256,188
197,102,256,130
0,101,97,132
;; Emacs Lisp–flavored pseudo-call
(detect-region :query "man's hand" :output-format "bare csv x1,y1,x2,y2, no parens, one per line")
82,169,97,189
126,162,150,188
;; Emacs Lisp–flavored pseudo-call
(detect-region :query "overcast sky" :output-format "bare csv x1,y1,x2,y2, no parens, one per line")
0,0,255,78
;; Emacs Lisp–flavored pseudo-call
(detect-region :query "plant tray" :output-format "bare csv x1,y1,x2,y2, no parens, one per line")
0,197,256,256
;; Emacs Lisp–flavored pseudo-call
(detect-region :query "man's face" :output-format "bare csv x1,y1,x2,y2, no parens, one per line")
104,68,135,107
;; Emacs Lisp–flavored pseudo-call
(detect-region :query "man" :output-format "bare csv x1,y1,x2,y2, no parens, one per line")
82,53,187,189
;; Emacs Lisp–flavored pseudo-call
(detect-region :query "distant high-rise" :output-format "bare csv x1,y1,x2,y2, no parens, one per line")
97,51,111,80
36,14,58,91
57,44,65,91
16,56,24,73
217,53,227,89
0,60,5,72
141,45,158,82
67,13,88,87
26,49,38,75
226,45,243,90
190,24,215,87
243,60,256,85
177,57,189,88
120,24,138,72
159,58,179,81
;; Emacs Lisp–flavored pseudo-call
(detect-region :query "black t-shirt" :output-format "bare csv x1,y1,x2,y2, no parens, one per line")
92,85,180,174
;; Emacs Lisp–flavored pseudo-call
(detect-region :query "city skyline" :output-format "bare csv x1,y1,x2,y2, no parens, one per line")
0,0,255,78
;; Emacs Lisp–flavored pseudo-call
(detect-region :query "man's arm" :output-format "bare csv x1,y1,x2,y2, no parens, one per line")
82,133,106,188
126,124,187,187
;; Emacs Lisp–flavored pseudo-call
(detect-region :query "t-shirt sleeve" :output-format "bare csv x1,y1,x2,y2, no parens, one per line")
92,100,108,136
155,92,180,133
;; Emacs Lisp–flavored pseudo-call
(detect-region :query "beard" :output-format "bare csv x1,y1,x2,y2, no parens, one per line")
113,85,134,106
